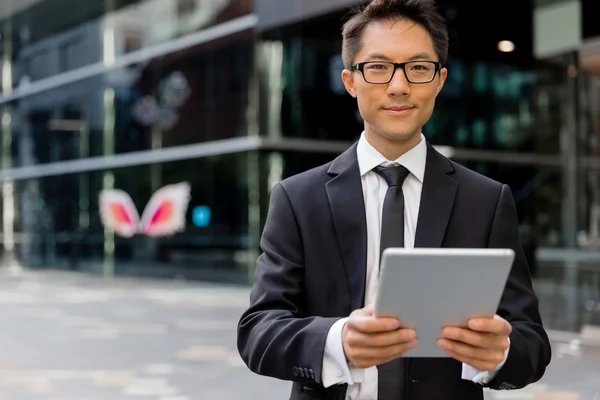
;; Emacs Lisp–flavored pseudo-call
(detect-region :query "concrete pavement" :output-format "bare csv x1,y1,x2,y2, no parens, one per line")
0,269,598,400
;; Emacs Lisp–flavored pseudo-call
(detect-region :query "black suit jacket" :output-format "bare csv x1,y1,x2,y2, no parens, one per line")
237,143,551,400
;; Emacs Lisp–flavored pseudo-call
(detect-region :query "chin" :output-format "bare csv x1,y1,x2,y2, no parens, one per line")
380,129,420,142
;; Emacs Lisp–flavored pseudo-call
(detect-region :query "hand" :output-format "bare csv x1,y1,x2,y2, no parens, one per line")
342,304,418,369
437,315,512,372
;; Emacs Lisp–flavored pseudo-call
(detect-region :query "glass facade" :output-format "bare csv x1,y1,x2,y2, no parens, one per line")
14,154,252,283
254,0,600,333
257,5,565,153
4,0,253,87
0,0,257,284
0,0,598,333
3,31,254,169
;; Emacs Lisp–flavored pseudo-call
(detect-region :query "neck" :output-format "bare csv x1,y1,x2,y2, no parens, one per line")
364,129,422,160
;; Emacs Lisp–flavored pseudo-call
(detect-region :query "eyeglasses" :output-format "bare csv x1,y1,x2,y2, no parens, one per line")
350,61,441,84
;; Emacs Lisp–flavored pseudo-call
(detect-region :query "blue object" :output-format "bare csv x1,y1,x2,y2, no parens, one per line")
192,206,211,227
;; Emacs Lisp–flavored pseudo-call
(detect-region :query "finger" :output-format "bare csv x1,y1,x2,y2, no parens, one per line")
350,307,371,318
468,316,512,336
348,316,400,333
349,304,376,318
437,338,505,363
438,348,500,372
349,340,418,367
379,339,419,361
441,327,506,350
346,328,417,348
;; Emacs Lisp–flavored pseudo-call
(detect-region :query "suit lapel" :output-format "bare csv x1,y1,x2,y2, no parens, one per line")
414,144,459,248
325,143,367,311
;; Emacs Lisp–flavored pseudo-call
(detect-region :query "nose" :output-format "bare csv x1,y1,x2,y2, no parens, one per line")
387,67,411,97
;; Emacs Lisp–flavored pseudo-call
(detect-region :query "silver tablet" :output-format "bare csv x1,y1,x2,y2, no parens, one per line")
373,247,515,358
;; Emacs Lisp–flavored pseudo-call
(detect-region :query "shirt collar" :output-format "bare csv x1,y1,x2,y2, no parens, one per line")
356,132,427,183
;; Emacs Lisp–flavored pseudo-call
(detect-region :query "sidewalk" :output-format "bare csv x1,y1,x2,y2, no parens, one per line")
0,269,598,400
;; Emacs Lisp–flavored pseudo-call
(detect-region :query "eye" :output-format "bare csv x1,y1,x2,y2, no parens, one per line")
409,63,433,71
366,63,389,70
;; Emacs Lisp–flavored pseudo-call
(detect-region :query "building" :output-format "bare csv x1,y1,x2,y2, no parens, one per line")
0,0,598,334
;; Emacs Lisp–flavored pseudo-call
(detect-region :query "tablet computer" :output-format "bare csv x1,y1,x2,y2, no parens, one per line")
373,248,515,358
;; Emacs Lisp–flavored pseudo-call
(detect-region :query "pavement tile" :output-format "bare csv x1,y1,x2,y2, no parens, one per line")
1,269,598,400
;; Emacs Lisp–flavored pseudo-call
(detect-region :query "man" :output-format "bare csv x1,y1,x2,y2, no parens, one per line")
237,0,552,399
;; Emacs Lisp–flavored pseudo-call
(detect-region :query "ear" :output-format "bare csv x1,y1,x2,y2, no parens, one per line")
436,67,448,96
341,69,357,98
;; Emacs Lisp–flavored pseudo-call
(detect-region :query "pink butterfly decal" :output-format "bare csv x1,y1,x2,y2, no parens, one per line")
99,182,191,238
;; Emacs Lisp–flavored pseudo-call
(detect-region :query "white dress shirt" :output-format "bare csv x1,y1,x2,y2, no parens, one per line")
320,133,509,399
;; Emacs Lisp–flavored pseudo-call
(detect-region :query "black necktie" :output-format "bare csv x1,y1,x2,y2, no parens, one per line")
373,164,411,400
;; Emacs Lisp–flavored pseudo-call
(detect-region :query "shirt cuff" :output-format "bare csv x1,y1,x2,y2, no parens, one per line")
321,317,366,387
461,337,511,385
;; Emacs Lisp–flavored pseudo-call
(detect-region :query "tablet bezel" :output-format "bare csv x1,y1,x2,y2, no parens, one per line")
373,247,515,358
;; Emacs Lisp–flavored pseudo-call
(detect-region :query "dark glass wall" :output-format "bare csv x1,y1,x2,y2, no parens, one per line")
0,0,256,284
1,0,597,332
4,0,253,87
257,1,562,153
15,153,252,283
2,33,254,169
253,0,599,333
582,0,600,40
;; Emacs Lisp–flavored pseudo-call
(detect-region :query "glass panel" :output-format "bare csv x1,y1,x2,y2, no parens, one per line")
262,150,595,331
260,36,363,141
258,6,563,154
458,161,563,251
585,75,600,158
262,151,582,330
428,60,561,153
575,168,600,331
458,160,599,332
265,39,561,152
1,34,253,168
582,0,600,39
5,0,253,85
5,153,252,284
264,150,338,180
257,150,339,231
261,152,565,256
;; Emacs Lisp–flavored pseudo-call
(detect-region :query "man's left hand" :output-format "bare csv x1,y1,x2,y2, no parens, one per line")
437,315,512,371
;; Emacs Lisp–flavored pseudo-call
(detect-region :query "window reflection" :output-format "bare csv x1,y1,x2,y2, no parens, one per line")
13,153,252,283
260,13,561,154
8,0,253,86
7,34,253,168
459,161,563,270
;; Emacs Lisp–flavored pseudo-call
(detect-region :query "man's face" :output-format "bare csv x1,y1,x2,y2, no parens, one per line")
342,19,447,144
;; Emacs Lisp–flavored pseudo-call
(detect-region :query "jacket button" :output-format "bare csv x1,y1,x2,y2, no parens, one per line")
292,366,299,376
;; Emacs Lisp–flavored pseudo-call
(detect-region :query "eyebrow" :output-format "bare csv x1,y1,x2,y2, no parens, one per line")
362,52,393,62
362,52,435,62
407,52,434,61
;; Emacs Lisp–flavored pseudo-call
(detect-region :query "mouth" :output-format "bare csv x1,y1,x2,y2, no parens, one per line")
384,105,415,114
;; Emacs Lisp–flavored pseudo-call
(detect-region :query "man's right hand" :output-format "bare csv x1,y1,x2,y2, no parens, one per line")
342,305,417,369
